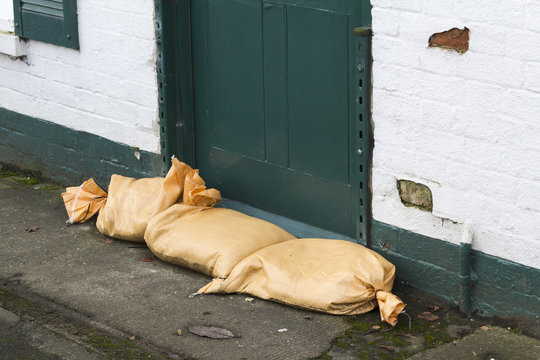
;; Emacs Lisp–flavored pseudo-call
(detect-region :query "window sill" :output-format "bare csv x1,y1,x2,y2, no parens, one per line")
0,32,27,57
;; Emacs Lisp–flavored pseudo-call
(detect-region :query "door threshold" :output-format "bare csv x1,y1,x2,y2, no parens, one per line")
219,198,359,244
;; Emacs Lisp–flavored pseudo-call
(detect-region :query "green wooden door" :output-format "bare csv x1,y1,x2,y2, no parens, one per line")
192,0,371,239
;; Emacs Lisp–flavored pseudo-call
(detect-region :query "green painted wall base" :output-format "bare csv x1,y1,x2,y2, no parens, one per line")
372,220,540,319
1,107,537,320
0,107,161,187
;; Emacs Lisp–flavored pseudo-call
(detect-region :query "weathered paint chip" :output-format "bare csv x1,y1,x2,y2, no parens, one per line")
428,27,470,54
397,179,433,212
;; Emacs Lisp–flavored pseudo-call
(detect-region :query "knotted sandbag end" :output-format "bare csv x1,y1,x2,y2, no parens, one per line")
183,169,222,207
62,178,108,224
197,277,227,294
376,291,405,326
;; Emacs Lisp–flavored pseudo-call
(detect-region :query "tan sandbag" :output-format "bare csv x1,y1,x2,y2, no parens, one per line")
144,205,296,277
96,158,219,242
198,238,405,326
62,178,107,224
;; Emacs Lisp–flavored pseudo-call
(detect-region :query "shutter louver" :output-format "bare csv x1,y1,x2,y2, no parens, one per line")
13,0,79,49
21,0,64,18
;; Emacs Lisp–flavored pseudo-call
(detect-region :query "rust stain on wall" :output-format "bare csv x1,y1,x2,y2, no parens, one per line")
428,27,470,54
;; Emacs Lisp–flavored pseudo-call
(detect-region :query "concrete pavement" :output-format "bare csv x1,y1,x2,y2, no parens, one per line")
1,168,538,359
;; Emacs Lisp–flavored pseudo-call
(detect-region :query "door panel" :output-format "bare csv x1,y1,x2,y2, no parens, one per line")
206,147,353,234
207,0,265,159
262,3,288,166
287,6,349,184
192,0,367,237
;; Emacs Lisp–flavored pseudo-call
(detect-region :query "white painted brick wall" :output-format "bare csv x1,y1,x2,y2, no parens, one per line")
371,0,540,268
0,1,14,32
0,0,159,153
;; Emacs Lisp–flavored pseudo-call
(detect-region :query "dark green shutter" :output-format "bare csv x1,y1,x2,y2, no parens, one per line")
13,0,79,49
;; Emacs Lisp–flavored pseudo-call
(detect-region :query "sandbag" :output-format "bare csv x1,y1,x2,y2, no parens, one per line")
96,158,220,242
62,178,107,224
198,238,405,326
144,205,296,277
183,169,221,207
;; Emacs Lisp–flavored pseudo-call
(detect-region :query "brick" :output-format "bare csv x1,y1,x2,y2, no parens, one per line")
371,0,423,12
421,99,456,131
398,12,463,44
492,119,540,152
474,228,540,269
373,145,420,175
371,87,414,117
380,64,465,103
423,0,456,16
402,127,467,162
372,63,402,91
508,149,540,182
452,107,515,142
412,153,453,186
524,0,540,32
516,178,540,213
455,53,529,89
457,139,509,173
524,62,540,93
78,4,155,38
506,29,540,62
417,48,458,75
371,7,400,36
404,69,466,103
466,23,508,56
461,80,508,116
503,89,540,125
429,184,476,220
372,178,463,245
375,142,450,187
88,0,154,17
372,35,421,68
397,179,433,211
455,0,524,27
428,27,470,53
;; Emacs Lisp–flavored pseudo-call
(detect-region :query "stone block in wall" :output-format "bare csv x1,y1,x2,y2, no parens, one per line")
397,179,433,212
